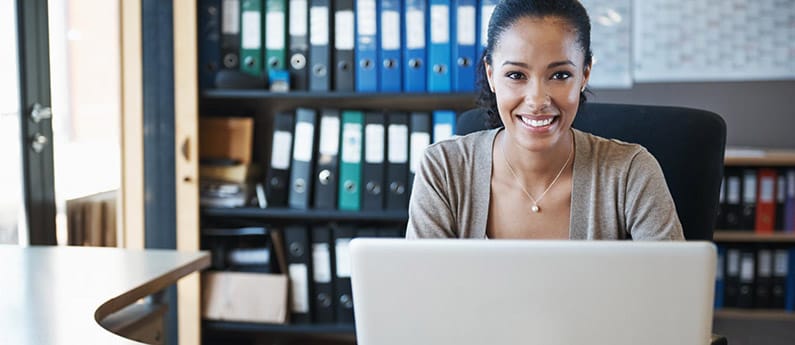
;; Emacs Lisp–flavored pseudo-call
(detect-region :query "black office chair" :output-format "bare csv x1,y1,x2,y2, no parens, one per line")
456,103,728,345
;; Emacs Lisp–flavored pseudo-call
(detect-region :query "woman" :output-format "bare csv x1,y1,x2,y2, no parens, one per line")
406,0,683,240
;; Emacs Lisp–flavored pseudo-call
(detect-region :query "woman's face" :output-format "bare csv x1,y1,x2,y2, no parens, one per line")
486,16,590,152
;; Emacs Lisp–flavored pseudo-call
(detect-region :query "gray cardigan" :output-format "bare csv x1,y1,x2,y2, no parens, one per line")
406,128,684,240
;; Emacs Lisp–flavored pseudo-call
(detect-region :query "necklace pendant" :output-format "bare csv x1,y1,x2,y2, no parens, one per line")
531,205,540,213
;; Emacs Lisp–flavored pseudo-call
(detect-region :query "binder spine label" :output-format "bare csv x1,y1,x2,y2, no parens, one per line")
381,11,401,50
312,243,332,282
290,0,309,37
388,125,409,163
294,122,315,162
266,12,287,49
241,12,262,48
289,263,310,312
406,9,425,49
357,1,377,36
342,123,363,163
271,131,293,169
457,6,476,45
223,0,241,33
480,4,496,48
760,176,775,203
335,11,355,49
335,239,352,277
365,124,385,163
727,176,741,204
430,5,450,43
319,116,340,155
310,7,330,45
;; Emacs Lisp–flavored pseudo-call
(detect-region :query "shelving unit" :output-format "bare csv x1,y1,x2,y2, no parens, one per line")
712,148,795,335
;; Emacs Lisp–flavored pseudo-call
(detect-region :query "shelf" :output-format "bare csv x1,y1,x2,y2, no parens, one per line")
715,309,795,321
203,320,355,335
199,89,479,114
202,207,408,223
713,231,795,243
725,148,795,166
202,89,477,100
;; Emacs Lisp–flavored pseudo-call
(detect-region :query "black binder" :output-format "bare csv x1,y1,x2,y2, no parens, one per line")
715,176,726,230
775,170,787,230
771,248,788,308
737,248,756,308
265,112,294,207
311,225,336,323
362,111,386,211
741,169,757,230
309,0,332,91
284,225,313,324
754,246,773,308
288,108,318,209
385,112,409,210
313,109,341,209
408,111,431,193
198,0,221,89
220,0,241,71
288,0,310,90
723,168,743,230
723,247,740,307
332,224,355,323
332,0,355,91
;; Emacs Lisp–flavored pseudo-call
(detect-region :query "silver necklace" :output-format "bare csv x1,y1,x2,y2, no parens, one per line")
499,133,573,213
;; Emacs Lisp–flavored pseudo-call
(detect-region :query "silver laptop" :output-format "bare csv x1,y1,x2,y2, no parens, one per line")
350,239,716,345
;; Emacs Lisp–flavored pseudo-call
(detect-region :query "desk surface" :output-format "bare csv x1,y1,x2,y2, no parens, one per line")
0,245,210,344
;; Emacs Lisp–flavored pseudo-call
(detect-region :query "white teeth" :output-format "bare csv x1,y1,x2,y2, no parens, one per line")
520,116,554,127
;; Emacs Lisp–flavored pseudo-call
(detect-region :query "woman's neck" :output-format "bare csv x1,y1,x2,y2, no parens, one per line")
499,129,575,182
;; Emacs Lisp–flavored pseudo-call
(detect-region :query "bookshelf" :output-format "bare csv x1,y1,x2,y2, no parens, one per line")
712,149,795,325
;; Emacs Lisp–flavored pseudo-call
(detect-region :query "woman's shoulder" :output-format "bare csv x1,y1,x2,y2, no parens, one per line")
574,129,650,163
424,128,498,163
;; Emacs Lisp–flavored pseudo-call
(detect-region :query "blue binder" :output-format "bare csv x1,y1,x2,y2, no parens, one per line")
355,0,379,92
714,246,725,309
199,0,222,89
427,0,451,92
379,0,402,92
403,0,427,92
452,0,476,92
432,110,456,143
477,0,498,61
787,248,795,311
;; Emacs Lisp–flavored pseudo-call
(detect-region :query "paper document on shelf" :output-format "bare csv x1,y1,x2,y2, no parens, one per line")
633,0,795,82
725,147,767,158
580,0,632,88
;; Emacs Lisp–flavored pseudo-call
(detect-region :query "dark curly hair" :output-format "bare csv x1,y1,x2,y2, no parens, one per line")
476,0,593,128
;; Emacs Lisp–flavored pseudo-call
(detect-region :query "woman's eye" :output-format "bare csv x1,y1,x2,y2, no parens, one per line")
551,71,572,80
506,72,525,80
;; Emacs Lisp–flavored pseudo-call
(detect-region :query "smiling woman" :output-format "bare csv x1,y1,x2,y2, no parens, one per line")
406,0,684,241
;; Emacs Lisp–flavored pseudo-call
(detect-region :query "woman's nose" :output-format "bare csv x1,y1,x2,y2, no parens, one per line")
524,80,551,111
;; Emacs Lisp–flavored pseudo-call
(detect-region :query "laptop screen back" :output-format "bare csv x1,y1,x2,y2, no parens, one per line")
350,239,716,345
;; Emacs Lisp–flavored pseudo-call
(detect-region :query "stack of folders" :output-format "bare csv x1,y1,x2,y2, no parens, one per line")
283,223,404,324
199,117,257,208
714,244,795,311
264,108,458,210
198,0,500,92
716,167,795,233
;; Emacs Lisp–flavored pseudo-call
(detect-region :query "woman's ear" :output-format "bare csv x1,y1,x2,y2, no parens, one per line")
581,61,592,91
485,59,495,93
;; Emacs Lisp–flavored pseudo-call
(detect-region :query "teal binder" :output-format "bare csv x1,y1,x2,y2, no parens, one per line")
338,110,364,211
240,0,264,76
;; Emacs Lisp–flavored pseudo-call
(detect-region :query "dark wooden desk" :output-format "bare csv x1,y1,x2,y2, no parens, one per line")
0,245,210,344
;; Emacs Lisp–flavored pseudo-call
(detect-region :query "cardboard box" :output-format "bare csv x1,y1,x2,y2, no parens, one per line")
199,117,254,164
202,271,288,324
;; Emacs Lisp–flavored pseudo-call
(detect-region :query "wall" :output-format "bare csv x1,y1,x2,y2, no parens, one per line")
590,81,795,149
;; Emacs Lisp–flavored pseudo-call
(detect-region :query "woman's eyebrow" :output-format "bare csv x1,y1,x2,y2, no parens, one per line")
501,60,576,68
